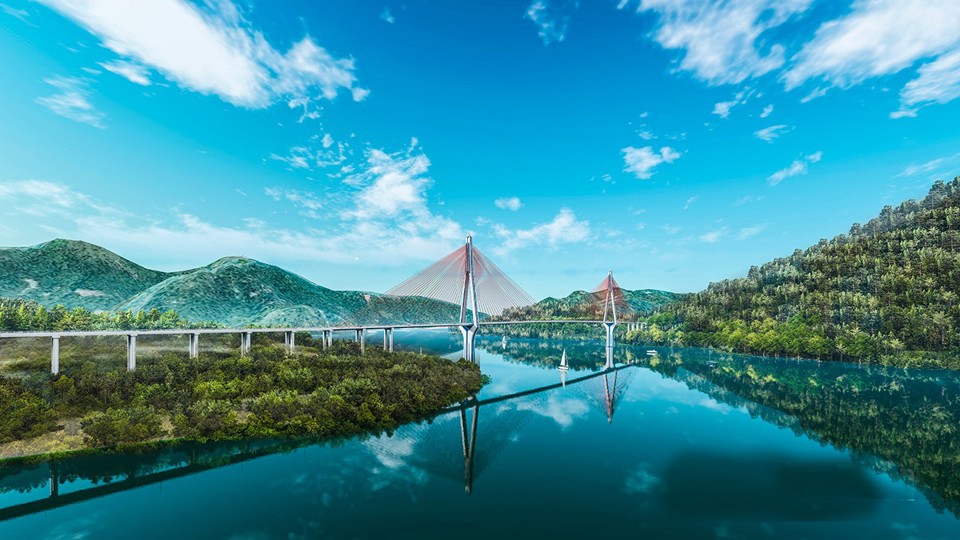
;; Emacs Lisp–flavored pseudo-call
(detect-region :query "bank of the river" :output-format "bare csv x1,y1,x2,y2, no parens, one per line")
0,336,483,461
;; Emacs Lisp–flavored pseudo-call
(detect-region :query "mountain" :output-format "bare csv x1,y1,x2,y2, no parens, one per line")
0,240,459,327
632,177,960,367
0,239,172,311
498,288,679,321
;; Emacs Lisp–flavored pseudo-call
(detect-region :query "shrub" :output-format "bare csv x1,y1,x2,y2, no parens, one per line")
81,405,164,447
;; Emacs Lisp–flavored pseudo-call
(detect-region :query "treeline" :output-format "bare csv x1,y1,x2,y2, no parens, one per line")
627,177,960,368
1,338,483,448
0,298,212,331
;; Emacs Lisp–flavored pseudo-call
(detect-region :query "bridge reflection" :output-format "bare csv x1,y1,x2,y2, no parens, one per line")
367,359,637,494
0,352,636,520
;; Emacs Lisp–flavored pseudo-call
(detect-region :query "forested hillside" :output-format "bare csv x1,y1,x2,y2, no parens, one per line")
629,178,960,368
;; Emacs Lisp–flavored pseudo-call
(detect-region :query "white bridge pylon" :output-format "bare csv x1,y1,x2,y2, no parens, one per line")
386,235,535,362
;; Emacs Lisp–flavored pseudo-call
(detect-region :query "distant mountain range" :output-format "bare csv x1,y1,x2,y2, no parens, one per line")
0,239,459,326
0,239,679,327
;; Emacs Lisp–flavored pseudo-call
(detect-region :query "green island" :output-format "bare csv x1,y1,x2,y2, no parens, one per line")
0,333,483,461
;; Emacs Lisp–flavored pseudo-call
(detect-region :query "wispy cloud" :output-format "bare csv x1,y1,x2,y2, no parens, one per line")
39,0,369,108
491,208,590,255
494,197,523,211
760,104,774,118
683,196,698,210
525,0,580,46
737,224,767,240
264,188,323,219
380,7,395,24
699,227,729,243
0,145,465,270
100,59,151,85
619,0,813,85
270,134,350,171
712,90,748,119
768,151,822,186
896,152,960,177
622,146,680,179
754,124,789,142
783,0,960,116
35,76,105,128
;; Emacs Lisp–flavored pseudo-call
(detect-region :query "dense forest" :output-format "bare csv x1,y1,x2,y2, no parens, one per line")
0,337,482,452
0,298,207,332
628,177,960,368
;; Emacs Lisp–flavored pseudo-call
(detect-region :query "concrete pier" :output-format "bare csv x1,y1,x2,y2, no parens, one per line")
284,331,295,355
383,328,395,352
359,328,365,354
189,333,199,359
322,330,331,350
126,334,137,371
51,336,60,375
241,332,252,356
460,324,478,363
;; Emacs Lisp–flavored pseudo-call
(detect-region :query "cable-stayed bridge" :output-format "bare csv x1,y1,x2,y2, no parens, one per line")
0,236,634,372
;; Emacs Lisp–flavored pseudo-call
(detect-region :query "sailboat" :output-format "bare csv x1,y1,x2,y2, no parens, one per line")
558,348,568,387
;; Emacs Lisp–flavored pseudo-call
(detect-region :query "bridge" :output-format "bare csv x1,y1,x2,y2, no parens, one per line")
0,236,632,373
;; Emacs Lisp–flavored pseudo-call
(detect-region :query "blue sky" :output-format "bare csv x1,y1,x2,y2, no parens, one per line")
1,0,959,299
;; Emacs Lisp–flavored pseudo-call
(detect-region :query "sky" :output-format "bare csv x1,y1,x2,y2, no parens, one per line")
1,0,960,300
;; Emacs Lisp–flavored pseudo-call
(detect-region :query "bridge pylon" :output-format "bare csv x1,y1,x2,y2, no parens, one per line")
458,236,481,362
600,270,618,369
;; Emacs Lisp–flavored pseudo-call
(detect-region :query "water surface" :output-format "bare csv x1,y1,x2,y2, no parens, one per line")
2,335,960,539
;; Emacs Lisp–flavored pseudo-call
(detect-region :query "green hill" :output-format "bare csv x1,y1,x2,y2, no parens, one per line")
498,288,679,320
0,239,172,311
631,177,960,368
0,240,459,327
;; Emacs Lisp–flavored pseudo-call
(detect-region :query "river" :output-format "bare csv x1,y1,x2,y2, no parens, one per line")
2,333,960,539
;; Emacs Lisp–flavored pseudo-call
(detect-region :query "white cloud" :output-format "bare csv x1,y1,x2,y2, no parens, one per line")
760,104,773,118
495,197,523,211
896,48,960,118
699,227,729,243
516,394,588,429
622,145,680,179
683,196,698,210
35,76,105,128
100,59,151,85
767,151,822,186
661,224,680,235
1,3,31,22
525,0,580,46
621,0,814,85
735,194,764,206
270,135,349,171
39,0,368,108
799,86,828,103
380,7,395,24
0,147,464,270
712,90,748,118
264,187,323,219
492,208,590,255
754,124,789,142
736,224,766,240
784,0,960,115
896,153,960,177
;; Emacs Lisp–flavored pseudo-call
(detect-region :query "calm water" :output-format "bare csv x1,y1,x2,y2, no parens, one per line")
2,334,960,539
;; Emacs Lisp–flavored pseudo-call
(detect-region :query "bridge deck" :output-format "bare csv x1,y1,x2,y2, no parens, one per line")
0,320,604,339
